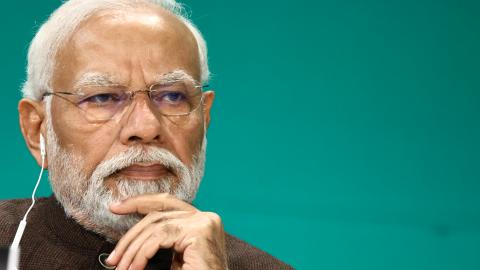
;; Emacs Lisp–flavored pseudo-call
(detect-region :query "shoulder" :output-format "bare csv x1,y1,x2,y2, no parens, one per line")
0,198,31,226
0,198,29,246
0,197,49,246
225,233,294,270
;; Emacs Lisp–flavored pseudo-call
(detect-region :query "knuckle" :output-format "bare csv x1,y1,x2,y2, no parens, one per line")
151,224,166,239
202,212,222,228
161,222,181,235
207,212,222,223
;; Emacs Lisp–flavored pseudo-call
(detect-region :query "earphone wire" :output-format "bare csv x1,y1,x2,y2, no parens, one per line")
23,154,45,223
10,148,45,249
8,138,46,270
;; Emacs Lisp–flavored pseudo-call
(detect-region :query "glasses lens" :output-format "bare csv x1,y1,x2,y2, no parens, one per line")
75,86,129,122
149,81,203,116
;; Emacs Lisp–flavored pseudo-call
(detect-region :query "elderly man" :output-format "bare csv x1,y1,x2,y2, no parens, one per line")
0,0,293,269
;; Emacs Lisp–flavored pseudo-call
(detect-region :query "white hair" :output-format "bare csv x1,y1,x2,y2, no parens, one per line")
22,0,210,101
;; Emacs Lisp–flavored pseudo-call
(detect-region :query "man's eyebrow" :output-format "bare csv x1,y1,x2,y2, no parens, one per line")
73,70,198,90
74,72,119,89
153,69,198,85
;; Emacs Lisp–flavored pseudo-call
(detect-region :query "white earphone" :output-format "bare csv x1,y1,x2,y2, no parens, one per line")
40,134,45,158
8,134,47,270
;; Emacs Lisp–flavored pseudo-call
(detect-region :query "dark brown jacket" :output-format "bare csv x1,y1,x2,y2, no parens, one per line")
0,197,293,269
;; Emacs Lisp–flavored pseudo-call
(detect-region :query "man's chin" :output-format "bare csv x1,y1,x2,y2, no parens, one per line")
71,196,141,241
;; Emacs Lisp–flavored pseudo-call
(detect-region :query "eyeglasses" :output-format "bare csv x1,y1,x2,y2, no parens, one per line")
43,80,207,123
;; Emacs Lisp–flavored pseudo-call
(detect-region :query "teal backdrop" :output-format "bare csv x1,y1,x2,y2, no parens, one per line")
1,1,479,269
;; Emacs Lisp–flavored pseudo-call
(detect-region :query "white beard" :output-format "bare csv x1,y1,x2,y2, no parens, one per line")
44,106,206,239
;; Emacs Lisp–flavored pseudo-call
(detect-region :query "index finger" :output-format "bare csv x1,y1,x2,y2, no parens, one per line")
109,193,197,215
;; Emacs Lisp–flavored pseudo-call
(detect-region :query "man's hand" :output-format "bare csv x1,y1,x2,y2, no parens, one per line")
105,193,228,270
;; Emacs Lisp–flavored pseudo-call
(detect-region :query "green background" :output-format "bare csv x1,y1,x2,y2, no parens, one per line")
1,0,479,269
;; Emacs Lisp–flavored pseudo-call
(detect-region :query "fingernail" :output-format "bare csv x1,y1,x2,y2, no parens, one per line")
106,250,115,263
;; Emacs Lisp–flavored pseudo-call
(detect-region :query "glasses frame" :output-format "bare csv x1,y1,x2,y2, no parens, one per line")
42,83,209,123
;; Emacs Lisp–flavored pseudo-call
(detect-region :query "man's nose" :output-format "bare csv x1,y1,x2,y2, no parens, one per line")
119,95,165,145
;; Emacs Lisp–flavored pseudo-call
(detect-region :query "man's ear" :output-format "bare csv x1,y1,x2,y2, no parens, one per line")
202,90,215,129
18,98,48,168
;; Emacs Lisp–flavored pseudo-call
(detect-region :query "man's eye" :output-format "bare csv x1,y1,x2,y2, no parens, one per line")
81,93,122,104
154,91,187,104
165,92,185,102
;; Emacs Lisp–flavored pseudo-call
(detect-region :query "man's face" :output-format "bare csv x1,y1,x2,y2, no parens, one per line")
39,7,213,237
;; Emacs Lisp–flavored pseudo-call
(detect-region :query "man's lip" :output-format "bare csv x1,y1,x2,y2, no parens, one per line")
116,164,171,181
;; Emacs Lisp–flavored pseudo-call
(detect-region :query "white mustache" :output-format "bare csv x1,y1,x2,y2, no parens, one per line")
90,146,189,181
